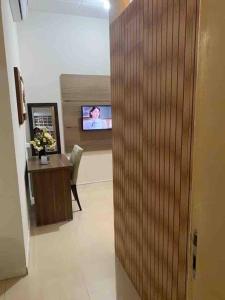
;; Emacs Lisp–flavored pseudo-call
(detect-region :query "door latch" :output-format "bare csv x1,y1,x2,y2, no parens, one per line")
192,230,198,279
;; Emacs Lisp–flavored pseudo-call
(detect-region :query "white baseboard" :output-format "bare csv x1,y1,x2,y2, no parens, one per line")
25,230,30,269
77,179,112,186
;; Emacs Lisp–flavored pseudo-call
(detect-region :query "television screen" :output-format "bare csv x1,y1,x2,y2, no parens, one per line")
82,105,112,131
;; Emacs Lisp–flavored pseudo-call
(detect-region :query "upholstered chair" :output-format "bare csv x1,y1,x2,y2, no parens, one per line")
70,145,84,211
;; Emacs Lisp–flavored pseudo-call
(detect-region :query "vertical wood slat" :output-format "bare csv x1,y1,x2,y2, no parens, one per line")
159,1,167,299
177,1,199,299
142,0,150,297
110,0,198,299
164,0,173,298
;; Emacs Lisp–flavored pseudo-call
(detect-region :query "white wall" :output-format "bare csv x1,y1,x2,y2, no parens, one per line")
17,10,112,184
0,0,29,279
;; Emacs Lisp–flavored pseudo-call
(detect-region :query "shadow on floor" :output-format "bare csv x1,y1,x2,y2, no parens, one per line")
30,204,71,236
30,221,69,236
0,283,5,297
4,277,23,294
29,199,81,237
0,274,26,297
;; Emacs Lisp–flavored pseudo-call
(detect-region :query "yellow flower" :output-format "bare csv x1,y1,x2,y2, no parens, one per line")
36,146,44,151
30,127,56,152
48,142,56,150
44,132,52,139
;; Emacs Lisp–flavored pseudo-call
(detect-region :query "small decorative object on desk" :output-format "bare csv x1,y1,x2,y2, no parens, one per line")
30,127,56,163
40,155,48,165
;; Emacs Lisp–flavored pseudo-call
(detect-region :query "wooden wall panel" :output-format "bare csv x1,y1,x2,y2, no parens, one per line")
60,74,111,152
110,0,199,299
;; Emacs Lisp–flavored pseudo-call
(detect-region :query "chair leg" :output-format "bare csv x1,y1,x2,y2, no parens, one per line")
71,185,82,211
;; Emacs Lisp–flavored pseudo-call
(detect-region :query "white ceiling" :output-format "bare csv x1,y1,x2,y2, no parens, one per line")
29,0,109,19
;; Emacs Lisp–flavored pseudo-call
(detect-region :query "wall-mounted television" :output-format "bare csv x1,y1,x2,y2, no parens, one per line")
82,105,112,131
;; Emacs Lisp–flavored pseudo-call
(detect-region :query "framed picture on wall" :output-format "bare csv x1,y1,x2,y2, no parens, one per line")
14,67,26,125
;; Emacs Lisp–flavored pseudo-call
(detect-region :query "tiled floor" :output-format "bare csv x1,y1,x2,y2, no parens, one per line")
0,182,140,300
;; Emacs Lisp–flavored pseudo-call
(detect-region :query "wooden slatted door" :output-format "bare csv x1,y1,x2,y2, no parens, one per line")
110,0,199,299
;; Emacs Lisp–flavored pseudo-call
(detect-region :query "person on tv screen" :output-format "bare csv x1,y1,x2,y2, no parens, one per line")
83,106,108,130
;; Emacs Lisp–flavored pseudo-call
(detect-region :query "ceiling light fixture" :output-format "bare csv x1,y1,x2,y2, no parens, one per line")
102,0,110,10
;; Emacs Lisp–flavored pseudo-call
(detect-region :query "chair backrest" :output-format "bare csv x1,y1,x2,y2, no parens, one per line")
70,145,84,184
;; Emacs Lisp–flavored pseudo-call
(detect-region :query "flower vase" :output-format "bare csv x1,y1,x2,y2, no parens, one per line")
38,149,46,159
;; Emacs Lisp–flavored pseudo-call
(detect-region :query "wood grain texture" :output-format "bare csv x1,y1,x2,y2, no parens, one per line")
28,154,73,226
27,154,72,173
60,74,112,152
110,0,199,299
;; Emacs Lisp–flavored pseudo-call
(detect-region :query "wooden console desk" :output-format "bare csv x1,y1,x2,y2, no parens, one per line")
27,154,73,226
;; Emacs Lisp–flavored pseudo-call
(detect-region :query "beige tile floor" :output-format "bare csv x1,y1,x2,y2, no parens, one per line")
0,181,140,300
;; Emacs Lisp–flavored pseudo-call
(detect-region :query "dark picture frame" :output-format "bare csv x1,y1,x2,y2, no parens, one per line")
14,67,26,125
28,103,61,156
